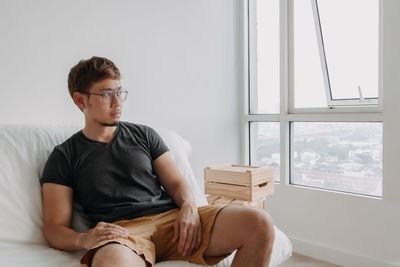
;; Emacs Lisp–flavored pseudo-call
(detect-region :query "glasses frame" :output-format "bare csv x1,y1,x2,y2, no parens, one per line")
86,89,128,104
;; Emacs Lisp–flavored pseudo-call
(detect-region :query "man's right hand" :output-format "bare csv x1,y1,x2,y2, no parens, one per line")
78,222,129,250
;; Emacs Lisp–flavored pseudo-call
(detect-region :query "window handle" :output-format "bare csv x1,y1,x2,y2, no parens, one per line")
358,86,364,102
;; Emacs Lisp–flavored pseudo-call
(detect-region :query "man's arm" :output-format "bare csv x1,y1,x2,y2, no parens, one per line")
153,152,201,257
42,183,128,251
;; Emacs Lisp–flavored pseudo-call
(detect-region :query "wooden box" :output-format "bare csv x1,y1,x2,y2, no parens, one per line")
204,164,274,202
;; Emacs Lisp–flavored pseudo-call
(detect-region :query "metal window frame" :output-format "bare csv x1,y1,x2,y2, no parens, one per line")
244,0,383,197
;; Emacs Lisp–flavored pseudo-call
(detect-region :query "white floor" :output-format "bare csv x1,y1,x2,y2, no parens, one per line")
279,253,341,267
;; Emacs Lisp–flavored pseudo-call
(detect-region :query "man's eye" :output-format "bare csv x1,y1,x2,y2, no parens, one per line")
104,92,113,97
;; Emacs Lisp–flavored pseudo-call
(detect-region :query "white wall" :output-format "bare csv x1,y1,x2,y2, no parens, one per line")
266,0,400,266
0,0,242,181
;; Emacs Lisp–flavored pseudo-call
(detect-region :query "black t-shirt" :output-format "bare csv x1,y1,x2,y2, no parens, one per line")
40,121,177,226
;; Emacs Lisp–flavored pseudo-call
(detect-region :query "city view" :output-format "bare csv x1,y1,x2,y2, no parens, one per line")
251,122,383,197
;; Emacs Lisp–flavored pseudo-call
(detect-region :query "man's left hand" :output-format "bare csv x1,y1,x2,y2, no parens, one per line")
172,203,202,257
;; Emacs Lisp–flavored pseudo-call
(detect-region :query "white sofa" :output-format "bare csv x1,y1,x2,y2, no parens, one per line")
0,124,292,267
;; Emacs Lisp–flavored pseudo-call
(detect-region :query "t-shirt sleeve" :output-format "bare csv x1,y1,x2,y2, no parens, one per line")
145,126,169,160
40,147,73,188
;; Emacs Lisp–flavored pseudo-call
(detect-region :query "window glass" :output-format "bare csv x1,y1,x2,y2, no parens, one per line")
291,122,382,197
294,0,379,107
294,0,327,108
317,0,379,100
250,122,280,182
249,0,280,114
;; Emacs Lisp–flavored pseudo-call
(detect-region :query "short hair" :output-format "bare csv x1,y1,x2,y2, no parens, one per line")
67,56,121,98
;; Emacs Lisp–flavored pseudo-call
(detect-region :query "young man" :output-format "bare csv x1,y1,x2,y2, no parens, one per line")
41,56,275,267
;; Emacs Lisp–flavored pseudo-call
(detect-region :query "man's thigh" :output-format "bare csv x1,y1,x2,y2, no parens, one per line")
92,242,148,267
203,205,271,257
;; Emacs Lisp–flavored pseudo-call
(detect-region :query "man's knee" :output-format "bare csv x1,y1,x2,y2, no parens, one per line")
92,243,147,267
247,209,275,248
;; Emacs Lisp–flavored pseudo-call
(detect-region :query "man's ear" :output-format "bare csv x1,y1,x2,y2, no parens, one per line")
72,92,87,112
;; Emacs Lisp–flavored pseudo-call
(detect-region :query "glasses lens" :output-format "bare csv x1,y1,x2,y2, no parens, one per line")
102,92,113,104
118,91,128,102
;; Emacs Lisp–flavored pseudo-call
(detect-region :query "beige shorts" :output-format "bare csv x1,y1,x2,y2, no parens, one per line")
80,205,229,267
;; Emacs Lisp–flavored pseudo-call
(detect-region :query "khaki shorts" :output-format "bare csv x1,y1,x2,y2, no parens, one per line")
80,205,229,267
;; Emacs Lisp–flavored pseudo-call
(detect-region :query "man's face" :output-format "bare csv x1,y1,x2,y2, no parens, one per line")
83,78,124,127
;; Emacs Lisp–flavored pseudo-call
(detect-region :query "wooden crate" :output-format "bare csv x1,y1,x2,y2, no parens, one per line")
204,164,274,202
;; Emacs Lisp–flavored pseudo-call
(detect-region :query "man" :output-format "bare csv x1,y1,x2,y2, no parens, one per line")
41,56,275,267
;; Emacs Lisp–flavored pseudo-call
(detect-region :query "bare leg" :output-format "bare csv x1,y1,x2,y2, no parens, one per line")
204,206,275,267
91,243,148,267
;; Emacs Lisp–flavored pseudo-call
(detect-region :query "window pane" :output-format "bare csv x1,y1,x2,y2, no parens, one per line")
250,122,280,182
291,122,382,197
250,0,280,114
318,0,379,100
294,0,327,108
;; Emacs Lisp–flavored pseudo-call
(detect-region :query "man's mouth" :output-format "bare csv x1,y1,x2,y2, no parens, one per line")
111,111,121,116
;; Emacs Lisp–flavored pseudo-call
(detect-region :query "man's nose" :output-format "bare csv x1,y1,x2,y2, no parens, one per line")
110,93,121,106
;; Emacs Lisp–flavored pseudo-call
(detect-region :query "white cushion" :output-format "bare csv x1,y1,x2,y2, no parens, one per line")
156,127,208,207
0,124,81,247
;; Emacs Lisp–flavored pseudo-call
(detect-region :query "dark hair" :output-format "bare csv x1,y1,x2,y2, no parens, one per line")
67,56,121,97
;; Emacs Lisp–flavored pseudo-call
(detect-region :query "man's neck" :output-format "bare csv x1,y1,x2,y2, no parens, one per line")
82,121,118,143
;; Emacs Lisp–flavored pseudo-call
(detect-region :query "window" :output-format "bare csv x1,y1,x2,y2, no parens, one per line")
294,0,380,108
246,0,383,197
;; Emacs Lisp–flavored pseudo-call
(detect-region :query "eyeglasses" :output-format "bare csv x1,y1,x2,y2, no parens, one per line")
86,89,128,104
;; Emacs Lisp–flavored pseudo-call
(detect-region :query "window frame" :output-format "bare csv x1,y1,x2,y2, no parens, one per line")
244,0,384,197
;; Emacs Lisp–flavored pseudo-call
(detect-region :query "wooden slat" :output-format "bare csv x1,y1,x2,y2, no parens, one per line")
205,181,274,201
204,164,274,186
251,182,274,201
205,182,250,200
